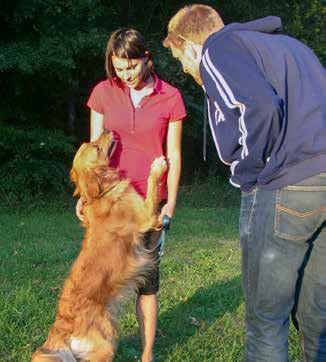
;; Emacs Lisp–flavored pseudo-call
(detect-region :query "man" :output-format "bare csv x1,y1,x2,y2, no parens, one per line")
163,4,326,361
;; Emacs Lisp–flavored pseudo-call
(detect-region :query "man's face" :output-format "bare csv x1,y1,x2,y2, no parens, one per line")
170,44,203,85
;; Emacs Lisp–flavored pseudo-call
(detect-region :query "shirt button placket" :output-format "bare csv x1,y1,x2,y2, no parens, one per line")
130,104,135,134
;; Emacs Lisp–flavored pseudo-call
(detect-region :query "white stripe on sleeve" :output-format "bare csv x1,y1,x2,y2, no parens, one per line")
202,49,249,159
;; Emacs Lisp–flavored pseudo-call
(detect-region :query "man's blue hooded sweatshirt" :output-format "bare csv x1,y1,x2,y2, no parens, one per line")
200,16,326,191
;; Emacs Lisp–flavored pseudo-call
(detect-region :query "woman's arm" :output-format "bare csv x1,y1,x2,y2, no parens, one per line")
160,120,183,219
90,110,104,141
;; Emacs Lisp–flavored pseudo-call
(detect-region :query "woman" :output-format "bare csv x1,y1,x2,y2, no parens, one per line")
78,28,186,362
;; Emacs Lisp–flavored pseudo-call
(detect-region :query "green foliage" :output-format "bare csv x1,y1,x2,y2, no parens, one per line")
0,1,119,76
0,0,122,132
0,123,75,201
0,0,324,180
178,175,240,209
283,0,325,62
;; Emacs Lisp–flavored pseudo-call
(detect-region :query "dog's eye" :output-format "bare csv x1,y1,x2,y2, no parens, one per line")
93,145,100,152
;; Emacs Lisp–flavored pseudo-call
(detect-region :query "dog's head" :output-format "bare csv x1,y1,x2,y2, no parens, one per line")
70,131,117,201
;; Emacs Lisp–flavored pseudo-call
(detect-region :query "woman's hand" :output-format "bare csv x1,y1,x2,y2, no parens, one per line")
76,197,86,222
159,201,175,222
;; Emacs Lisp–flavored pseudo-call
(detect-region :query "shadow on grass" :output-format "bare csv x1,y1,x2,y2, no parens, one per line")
158,276,243,359
116,276,243,361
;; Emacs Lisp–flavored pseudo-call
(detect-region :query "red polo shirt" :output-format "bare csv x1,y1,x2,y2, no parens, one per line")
87,75,186,199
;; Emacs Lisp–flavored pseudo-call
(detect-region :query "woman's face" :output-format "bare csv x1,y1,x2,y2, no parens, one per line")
112,55,148,89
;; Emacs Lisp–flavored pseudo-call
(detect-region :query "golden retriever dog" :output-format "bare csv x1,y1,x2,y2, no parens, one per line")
32,130,166,362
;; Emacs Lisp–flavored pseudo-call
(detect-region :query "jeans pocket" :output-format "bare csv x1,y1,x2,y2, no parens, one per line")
274,186,326,241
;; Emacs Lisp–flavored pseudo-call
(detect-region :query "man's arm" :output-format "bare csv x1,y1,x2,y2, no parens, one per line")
201,34,283,187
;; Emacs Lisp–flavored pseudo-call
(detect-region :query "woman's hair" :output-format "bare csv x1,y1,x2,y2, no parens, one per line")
105,28,153,80
163,4,224,49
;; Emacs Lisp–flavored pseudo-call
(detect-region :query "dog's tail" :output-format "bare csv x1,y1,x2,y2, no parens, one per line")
32,347,76,362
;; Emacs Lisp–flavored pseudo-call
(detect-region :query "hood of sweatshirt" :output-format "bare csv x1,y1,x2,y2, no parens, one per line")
203,16,283,51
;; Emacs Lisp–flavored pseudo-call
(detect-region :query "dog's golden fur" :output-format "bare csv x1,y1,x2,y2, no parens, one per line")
32,131,166,362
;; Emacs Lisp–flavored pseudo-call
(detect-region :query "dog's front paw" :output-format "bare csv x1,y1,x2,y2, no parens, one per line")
150,156,167,179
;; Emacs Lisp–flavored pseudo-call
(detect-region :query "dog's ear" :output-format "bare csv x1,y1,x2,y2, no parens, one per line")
70,168,80,197
79,169,103,201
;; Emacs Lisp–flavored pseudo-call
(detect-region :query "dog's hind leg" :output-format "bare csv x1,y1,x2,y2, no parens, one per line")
70,310,118,362
77,330,117,362
32,348,76,362
69,332,116,362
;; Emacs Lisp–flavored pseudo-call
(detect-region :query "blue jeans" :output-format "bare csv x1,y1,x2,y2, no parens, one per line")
240,173,326,361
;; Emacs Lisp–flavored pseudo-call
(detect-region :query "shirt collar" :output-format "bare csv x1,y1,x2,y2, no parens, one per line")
152,73,163,94
114,73,163,95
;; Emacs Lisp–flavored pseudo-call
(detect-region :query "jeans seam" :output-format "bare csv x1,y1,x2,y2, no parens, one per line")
247,190,258,239
275,189,281,235
247,189,258,301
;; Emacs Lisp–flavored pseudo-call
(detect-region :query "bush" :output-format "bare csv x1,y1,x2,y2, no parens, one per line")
178,175,241,210
0,123,76,201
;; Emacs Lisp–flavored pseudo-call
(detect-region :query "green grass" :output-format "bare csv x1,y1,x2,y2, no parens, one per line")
0,179,303,361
